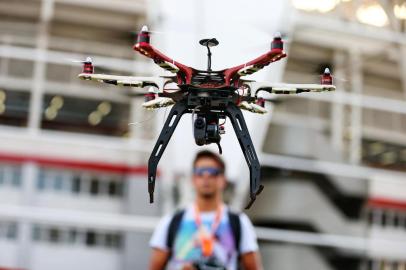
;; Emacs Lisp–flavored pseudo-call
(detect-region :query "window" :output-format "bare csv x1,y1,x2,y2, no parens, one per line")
363,140,406,172
53,174,63,191
367,207,406,232
37,170,46,190
0,221,18,240
11,166,21,187
32,225,123,250
108,181,117,196
394,213,400,227
106,233,122,249
8,59,34,78
5,223,17,239
0,168,3,185
37,169,54,191
0,164,22,189
72,175,81,193
381,210,388,227
104,233,115,248
367,209,374,225
116,181,124,197
49,227,60,243
0,89,30,127
68,229,77,244
108,180,124,197
85,231,97,246
41,95,130,137
46,63,72,82
90,179,99,195
32,226,41,241
36,168,125,199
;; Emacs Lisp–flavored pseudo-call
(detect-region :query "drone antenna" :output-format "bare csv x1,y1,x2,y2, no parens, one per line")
207,46,212,72
199,38,219,72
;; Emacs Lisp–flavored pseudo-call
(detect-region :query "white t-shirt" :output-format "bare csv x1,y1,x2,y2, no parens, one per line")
150,205,258,270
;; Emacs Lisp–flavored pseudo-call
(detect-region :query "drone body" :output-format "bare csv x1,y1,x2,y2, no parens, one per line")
78,26,335,209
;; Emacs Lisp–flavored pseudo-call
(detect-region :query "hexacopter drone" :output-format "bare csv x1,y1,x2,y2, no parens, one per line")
78,25,335,209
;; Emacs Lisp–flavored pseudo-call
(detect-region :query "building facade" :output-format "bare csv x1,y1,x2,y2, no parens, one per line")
0,1,406,270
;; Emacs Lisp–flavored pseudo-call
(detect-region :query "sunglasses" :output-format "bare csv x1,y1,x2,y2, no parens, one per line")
193,167,223,177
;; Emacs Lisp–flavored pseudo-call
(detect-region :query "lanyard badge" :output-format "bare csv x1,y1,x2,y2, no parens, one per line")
194,204,223,258
200,234,214,257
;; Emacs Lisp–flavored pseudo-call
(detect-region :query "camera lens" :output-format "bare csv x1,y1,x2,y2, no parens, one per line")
195,118,205,129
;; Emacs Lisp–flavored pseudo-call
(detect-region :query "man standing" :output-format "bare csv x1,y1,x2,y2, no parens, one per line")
149,150,262,270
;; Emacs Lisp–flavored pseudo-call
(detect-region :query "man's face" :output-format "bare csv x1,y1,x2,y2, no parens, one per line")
192,157,226,199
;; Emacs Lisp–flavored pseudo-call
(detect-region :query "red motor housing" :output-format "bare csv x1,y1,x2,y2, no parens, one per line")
137,32,150,44
321,68,333,85
271,32,283,50
83,62,94,74
136,26,150,44
144,93,155,102
256,97,265,108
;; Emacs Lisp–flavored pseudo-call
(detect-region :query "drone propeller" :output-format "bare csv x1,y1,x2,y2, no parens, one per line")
69,56,93,64
127,92,148,98
285,57,348,83
130,25,188,43
131,28,165,37
242,31,291,53
286,66,338,85
260,97,283,104
315,67,347,83
103,86,158,100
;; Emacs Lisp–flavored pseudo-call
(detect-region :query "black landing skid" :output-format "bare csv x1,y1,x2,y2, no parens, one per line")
147,88,263,209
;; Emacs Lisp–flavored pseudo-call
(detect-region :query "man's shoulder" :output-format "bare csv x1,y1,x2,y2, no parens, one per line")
237,212,256,229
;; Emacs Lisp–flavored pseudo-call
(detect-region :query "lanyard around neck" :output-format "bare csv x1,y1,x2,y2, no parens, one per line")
194,204,223,233
194,204,223,257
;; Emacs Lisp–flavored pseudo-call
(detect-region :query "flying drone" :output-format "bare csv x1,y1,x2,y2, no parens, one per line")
78,25,335,209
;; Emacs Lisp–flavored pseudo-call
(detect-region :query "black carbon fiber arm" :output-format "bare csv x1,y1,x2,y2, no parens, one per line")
225,103,264,209
147,101,188,203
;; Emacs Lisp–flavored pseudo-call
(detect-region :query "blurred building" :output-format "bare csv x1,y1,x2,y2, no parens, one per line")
0,0,161,269
0,0,406,270
250,1,406,269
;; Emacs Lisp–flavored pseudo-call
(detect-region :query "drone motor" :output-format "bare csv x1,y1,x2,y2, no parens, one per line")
81,57,94,76
271,32,283,50
144,93,156,102
255,97,265,108
321,68,333,85
137,25,150,44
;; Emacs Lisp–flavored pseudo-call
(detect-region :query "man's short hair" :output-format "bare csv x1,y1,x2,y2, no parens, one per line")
193,150,225,173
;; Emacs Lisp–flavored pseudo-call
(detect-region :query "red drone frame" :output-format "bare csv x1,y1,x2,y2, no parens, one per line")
78,25,335,209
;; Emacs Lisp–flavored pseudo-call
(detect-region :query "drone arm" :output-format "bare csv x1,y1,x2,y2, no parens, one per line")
134,43,194,84
248,82,336,96
224,48,286,85
148,101,188,203
225,103,264,209
78,74,173,92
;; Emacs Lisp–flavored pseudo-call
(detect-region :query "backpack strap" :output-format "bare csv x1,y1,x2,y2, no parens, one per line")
166,209,185,250
228,211,241,254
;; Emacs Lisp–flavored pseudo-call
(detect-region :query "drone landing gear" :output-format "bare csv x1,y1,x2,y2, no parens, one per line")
148,101,263,209
148,101,188,203
216,142,222,155
225,103,264,209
